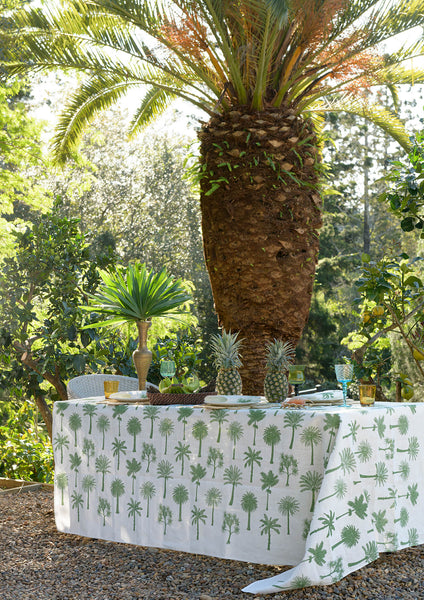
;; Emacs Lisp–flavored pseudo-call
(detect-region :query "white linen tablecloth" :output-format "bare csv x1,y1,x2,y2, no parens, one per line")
53,399,424,594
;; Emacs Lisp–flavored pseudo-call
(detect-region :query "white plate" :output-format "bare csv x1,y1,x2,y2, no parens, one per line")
109,390,148,403
204,395,267,407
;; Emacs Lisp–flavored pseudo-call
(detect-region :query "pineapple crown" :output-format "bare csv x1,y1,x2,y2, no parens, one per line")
210,329,243,369
265,339,295,371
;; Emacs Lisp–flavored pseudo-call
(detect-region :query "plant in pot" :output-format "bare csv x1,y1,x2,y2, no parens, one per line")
148,373,212,405
81,263,192,390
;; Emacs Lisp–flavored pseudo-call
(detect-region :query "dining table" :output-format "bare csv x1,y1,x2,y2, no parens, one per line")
52,396,424,594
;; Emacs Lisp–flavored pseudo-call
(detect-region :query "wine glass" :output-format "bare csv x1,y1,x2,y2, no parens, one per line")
288,365,306,396
160,359,176,379
335,363,354,408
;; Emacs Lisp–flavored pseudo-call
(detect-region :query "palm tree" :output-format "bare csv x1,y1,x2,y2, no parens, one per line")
82,474,96,509
174,441,191,476
157,459,174,499
279,453,298,486
260,470,279,510
110,478,125,513
82,438,95,467
71,491,84,521
300,425,322,466
159,417,175,454
299,470,323,512
126,458,142,494
97,414,110,450
192,420,208,457
396,436,420,460
95,454,111,492
205,487,222,526
83,403,97,434
210,409,229,443
127,498,142,531
141,442,157,473
190,464,207,502
69,452,82,487
390,415,409,435
112,437,127,470
5,1,423,391
191,505,207,541
55,402,69,432
143,406,160,439
323,414,341,453
224,465,243,506
158,504,173,535
140,481,156,518
177,406,194,440
247,409,266,446
54,433,69,464
97,497,111,526
56,472,68,505
227,421,244,460
241,491,258,531
68,413,82,446
112,405,128,437
207,447,224,479
172,484,189,521
222,512,240,544
283,411,304,450
278,496,299,535
260,514,281,551
127,416,142,452
243,447,263,483
263,424,281,464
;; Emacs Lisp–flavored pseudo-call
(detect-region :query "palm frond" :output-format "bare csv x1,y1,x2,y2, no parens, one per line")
128,87,177,137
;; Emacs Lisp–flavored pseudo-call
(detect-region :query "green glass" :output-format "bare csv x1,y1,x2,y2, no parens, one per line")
160,360,176,378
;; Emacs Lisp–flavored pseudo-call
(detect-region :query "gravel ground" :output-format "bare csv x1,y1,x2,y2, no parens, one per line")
1,488,424,600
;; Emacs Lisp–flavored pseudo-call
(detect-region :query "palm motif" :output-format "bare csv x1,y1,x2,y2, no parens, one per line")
360,461,388,486
401,528,419,547
222,512,240,544
192,420,208,457
157,459,174,499
172,484,189,521
405,483,419,506
190,464,207,502
331,524,360,550
338,493,368,520
326,448,356,475
279,453,299,486
140,481,156,518
369,509,388,534
362,416,386,439
69,452,82,486
97,497,111,526
323,414,341,453
191,505,207,540
283,411,305,450
207,446,224,479
141,442,157,472
210,409,229,443
143,406,160,439
158,504,172,535
97,414,110,450
112,405,128,436
377,487,398,509
378,438,395,460
127,498,142,531
260,470,279,511
300,426,322,466
82,474,96,509
310,510,336,538
394,507,409,527
319,479,347,504
348,541,378,567
83,403,97,434
243,447,263,482
55,402,69,432
54,433,70,464
393,461,410,480
260,514,281,551
303,540,326,566
68,413,82,446
263,424,281,464
126,458,142,494
71,491,83,521
127,416,142,452
292,575,313,589
389,414,409,435
278,496,300,535
396,436,420,460
247,409,266,445
299,471,323,513
228,421,244,459
321,558,344,582
82,438,95,467
342,420,359,442
355,440,373,463
56,473,68,506
241,491,257,531
159,417,174,454
110,478,125,513
95,454,111,491
205,487,222,526
175,441,191,475
177,406,194,440
112,437,127,469
224,465,243,506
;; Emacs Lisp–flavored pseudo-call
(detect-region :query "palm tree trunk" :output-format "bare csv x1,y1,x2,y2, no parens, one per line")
199,106,321,394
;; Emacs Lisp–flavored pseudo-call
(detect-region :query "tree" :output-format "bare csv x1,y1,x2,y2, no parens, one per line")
110,478,125,513
157,459,174,499
205,487,222,527
190,464,207,502
126,458,142,495
82,474,96,509
140,481,156,518
95,454,111,492
4,0,424,391
241,491,258,531
172,484,189,522
127,498,142,531
127,416,142,453
174,441,191,476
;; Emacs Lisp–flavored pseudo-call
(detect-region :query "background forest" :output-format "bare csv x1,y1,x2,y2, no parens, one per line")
1,68,424,482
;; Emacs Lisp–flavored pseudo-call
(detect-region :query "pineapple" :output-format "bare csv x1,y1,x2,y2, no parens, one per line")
264,339,295,402
211,329,243,395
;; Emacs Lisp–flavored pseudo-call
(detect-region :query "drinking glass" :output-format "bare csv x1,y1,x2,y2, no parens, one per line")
359,384,376,406
334,363,354,408
288,365,306,395
104,380,119,398
160,359,176,379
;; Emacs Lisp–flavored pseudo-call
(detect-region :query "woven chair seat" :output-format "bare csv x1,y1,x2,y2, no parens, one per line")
67,374,158,400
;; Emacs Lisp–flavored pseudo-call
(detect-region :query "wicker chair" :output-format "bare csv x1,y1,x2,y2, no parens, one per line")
67,374,158,400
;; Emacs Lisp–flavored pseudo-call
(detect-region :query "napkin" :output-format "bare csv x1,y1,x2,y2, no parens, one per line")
298,390,343,402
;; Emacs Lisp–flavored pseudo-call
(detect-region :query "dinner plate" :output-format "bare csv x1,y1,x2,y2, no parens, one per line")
204,395,268,408
108,390,148,403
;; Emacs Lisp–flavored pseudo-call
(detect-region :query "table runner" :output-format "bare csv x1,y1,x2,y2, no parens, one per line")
53,400,424,594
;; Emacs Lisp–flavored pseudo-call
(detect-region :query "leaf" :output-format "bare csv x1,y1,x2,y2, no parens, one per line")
401,217,415,232
72,354,86,373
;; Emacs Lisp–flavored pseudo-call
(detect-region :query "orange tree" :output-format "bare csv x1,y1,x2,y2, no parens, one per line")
2,0,424,391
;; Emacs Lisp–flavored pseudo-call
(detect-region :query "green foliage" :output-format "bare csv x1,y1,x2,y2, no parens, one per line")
0,399,54,482
149,330,207,384
158,375,201,394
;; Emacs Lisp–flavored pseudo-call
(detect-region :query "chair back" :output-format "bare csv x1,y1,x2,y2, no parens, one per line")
67,374,158,399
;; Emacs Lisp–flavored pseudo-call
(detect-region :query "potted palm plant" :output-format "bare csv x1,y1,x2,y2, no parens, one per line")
82,263,192,390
